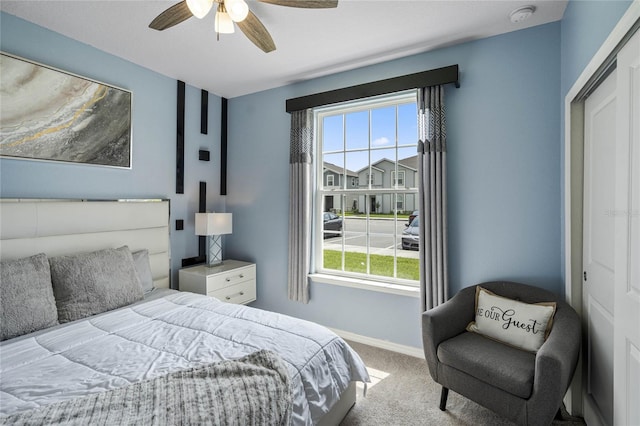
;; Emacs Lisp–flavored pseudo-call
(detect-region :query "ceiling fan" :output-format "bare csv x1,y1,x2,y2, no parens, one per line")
149,0,338,53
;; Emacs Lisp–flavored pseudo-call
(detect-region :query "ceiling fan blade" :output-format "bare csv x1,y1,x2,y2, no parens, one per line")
237,11,276,53
258,0,338,8
149,1,193,31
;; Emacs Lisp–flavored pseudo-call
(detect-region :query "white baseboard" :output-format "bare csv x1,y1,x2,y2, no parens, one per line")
330,327,425,359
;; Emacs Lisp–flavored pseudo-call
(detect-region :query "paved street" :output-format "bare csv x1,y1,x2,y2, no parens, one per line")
323,217,419,259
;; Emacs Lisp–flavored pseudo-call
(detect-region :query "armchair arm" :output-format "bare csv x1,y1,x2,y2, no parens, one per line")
421,286,476,380
528,303,581,425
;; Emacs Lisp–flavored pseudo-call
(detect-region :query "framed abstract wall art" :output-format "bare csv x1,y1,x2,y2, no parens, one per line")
0,52,132,168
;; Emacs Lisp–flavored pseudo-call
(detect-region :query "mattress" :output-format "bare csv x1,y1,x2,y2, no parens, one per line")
0,290,369,425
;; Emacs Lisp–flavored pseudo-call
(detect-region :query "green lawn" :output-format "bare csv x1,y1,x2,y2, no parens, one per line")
323,250,419,281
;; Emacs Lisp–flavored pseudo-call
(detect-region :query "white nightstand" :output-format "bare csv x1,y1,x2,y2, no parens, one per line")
179,260,256,305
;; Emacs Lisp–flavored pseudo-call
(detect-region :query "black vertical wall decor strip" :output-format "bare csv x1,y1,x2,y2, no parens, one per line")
181,181,208,267
220,97,228,195
176,80,186,194
199,181,206,258
201,89,208,134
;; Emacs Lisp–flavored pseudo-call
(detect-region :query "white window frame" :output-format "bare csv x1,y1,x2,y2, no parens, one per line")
312,91,419,292
327,174,335,186
391,170,405,188
396,193,405,211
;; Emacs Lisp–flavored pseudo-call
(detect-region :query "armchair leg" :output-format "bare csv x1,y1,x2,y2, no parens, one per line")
439,387,449,411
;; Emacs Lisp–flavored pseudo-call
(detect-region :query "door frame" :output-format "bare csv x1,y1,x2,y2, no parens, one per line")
563,3,640,416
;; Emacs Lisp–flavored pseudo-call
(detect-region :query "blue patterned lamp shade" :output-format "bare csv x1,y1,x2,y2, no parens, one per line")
195,213,232,266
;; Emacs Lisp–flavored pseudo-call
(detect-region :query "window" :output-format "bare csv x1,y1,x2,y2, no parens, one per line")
391,171,405,187
327,175,335,186
367,173,375,186
396,194,404,211
315,91,419,287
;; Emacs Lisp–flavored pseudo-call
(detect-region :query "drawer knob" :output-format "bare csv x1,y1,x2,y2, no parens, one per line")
240,274,244,278
226,277,231,282
225,291,245,301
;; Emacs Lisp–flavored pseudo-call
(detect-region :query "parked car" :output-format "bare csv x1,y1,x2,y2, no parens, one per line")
407,210,419,226
323,212,342,238
402,216,419,250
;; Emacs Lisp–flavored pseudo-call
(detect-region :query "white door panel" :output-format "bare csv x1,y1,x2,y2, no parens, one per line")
587,296,614,422
585,74,617,316
613,29,640,426
583,69,616,426
628,344,640,424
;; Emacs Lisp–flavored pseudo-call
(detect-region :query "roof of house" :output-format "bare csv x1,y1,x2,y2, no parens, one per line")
398,155,418,171
323,162,358,177
356,155,418,174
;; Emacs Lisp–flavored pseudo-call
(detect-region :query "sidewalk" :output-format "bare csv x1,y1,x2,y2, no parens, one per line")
324,244,419,259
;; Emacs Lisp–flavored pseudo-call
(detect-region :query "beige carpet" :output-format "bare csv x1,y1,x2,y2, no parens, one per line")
340,340,585,426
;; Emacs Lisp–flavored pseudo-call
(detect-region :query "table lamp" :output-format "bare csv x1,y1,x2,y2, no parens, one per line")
195,212,232,267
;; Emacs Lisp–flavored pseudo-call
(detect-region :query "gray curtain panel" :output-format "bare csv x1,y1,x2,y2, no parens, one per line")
288,109,314,303
418,85,448,312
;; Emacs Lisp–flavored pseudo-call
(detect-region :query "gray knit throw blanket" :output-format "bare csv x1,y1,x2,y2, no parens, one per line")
1,350,292,426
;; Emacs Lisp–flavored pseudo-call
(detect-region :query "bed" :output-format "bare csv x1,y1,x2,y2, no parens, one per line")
0,199,369,425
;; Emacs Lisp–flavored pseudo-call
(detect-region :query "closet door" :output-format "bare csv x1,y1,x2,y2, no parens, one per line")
582,68,616,426
613,28,640,426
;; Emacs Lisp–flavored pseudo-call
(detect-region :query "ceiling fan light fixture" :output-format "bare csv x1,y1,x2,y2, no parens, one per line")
186,0,213,19
215,5,235,34
225,0,249,22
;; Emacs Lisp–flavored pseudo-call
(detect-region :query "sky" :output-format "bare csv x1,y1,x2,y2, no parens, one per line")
321,100,418,173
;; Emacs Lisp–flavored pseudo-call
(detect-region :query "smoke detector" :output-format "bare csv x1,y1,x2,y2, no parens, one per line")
510,6,536,23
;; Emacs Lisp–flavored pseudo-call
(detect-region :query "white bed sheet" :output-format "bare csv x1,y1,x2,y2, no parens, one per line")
0,290,369,425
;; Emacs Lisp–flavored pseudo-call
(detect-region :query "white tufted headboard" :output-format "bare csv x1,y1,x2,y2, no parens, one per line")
0,199,171,289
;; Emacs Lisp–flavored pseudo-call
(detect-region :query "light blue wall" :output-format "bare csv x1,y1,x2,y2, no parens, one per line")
560,0,632,96
0,12,224,285
226,22,562,348
4,1,631,351
558,0,633,280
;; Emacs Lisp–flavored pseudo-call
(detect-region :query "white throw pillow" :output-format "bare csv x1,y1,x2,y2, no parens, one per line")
466,286,556,353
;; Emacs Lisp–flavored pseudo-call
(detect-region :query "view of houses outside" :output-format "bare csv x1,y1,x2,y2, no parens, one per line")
317,93,420,285
322,155,418,215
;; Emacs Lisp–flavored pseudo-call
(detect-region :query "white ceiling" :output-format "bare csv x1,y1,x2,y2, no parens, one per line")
1,0,567,99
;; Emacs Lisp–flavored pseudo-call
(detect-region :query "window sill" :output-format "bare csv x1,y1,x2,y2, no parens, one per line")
309,273,420,298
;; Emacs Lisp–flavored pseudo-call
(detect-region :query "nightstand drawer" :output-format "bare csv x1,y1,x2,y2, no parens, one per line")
209,280,256,305
207,265,255,291
179,260,257,305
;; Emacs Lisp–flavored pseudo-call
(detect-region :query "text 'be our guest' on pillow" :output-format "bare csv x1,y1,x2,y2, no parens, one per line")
466,286,556,353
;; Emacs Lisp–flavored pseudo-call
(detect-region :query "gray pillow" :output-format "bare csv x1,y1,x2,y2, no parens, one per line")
0,253,59,341
132,249,154,294
49,246,144,323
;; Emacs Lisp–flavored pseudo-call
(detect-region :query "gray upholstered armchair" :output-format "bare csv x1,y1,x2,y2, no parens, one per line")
422,281,581,426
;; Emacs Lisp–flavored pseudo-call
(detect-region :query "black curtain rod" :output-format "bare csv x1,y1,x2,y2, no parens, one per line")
285,64,459,113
